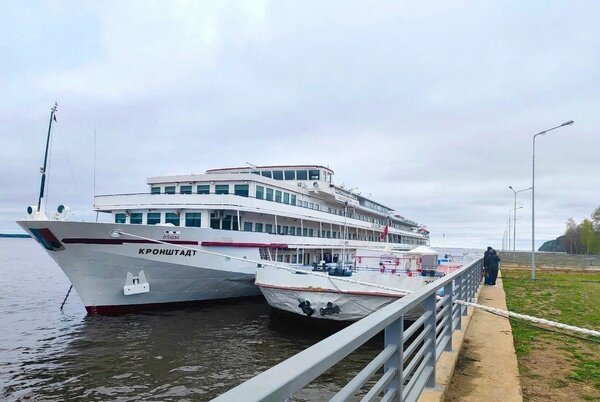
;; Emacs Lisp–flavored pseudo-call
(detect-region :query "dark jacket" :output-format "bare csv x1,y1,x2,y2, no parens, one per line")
489,252,500,270
483,250,492,268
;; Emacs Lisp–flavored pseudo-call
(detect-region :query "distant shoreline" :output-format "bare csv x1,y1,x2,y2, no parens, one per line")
0,234,31,238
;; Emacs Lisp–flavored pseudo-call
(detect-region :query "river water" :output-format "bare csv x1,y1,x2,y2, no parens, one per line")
0,238,381,401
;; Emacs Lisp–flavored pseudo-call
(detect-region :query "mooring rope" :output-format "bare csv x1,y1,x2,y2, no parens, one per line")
114,230,600,338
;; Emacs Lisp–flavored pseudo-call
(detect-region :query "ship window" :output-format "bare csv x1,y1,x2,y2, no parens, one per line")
197,185,210,194
290,194,296,205
130,213,143,224
215,184,229,195
165,186,176,194
265,224,273,234
309,170,320,180
308,229,314,237
289,227,295,236
303,228,308,237
151,187,161,194
166,213,180,226
222,215,232,230
282,225,288,235
296,170,308,180
272,170,284,180
243,222,253,231
309,203,314,209
185,212,201,227
232,216,239,231
326,231,331,238
275,190,282,203
261,171,272,178
333,231,337,239
252,171,260,175
266,188,273,201
147,212,161,225
303,201,308,208
255,223,263,232
314,204,319,211
234,184,249,197
284,170,295,180
277,225,282,234
210,216,220,229
115,213,126,224
292,255,297,263
256,185,264,199
180,185,192,194
283,192,290,204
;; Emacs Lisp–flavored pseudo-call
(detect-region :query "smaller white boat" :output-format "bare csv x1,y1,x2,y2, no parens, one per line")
256,248,454,321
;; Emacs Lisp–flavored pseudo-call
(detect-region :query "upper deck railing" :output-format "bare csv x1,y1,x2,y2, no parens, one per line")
212,258,483,401
94,193,426,239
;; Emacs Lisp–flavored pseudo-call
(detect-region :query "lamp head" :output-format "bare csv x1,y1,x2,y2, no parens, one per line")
561,120,574,127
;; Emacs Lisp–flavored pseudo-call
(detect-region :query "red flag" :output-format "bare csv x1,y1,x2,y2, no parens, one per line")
380,225,388,241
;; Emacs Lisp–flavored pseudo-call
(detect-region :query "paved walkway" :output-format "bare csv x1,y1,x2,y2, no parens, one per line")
420,272,523,402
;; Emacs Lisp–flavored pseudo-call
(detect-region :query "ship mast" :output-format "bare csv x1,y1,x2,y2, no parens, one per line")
37,102,58,213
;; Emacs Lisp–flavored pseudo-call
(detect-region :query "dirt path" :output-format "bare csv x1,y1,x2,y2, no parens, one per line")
445,275,523,402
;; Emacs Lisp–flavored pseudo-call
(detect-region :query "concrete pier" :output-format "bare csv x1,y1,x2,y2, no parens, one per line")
420,272,523,402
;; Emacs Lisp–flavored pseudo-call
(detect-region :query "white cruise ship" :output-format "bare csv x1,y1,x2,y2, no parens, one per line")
18,164,429,314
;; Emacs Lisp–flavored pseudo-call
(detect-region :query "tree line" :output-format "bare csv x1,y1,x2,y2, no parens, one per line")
560,206,600,254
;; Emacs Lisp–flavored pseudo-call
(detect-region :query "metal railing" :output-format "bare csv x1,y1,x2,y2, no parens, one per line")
213,258,483,401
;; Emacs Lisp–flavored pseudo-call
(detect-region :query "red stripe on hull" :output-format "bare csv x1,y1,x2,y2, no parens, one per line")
85,295,265,315
256,282,407,297
201,241,288,249
62,238,198,245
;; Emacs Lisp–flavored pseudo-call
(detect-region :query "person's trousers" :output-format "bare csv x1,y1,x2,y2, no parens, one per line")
488,267,499,285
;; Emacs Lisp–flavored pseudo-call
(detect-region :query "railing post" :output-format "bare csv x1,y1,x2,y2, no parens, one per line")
384,316,404,401
424,293,437,388
460,272,467,316
443,282,453,352
453,278,462,331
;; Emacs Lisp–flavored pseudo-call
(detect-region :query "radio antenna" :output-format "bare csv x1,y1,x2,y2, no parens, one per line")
37,102,58,213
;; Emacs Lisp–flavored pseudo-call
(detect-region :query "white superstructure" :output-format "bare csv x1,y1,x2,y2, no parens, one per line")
18,164,429,314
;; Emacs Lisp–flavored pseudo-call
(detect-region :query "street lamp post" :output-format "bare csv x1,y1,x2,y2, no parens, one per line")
508,186,532,255
507,206,523,253
531,120,574,280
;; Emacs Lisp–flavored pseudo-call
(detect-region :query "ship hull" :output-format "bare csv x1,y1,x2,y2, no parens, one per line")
256,267,435,321
17,221,264,314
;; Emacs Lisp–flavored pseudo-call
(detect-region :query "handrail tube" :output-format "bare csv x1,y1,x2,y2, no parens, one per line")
403,310,432,340
435,313,450,340
402,323,432,362
401,362,433,401
435,293,449,309
330,345,397,401
402,354,434,401
380,389,398,402
436,334,452,360
402,337,433,382
424,293,438,388
360,367,397,402
443,282,454,353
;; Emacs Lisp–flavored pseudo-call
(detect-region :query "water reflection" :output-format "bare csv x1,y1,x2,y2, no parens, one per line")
1,239,381,401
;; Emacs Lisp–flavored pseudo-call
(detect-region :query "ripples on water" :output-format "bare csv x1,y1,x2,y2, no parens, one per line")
0,239,380,401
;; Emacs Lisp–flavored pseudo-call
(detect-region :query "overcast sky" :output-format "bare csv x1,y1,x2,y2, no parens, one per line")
1,1,598,249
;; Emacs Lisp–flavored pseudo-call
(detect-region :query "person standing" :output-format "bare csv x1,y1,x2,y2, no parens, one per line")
488,249,501,286
483,246,493,284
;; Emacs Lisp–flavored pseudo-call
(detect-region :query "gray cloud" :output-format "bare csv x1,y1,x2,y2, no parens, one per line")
1,1,599,249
